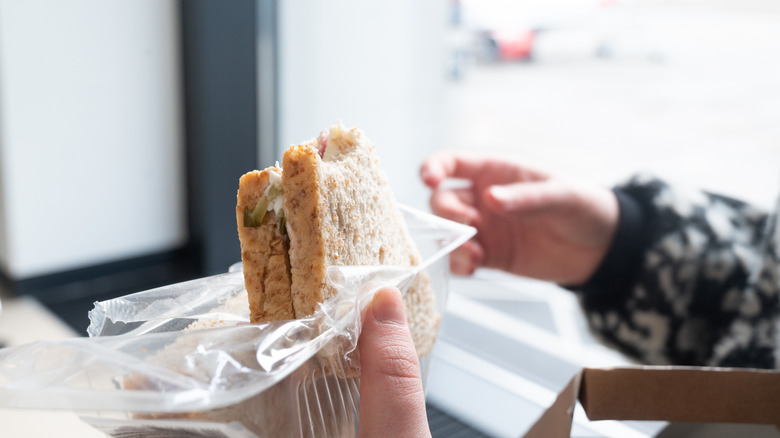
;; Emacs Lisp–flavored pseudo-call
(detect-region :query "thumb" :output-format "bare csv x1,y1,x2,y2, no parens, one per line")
358,287,431,438
484,180,572,214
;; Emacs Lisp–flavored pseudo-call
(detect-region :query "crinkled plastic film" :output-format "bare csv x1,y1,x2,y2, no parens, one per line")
0,206,475,437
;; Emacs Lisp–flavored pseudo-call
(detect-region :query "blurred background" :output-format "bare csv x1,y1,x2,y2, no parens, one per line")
0,0,779,436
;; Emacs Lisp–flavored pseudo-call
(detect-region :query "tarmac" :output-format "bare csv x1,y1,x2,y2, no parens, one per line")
444,2,780,208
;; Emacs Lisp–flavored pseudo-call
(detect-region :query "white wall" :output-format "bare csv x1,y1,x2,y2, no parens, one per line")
0,0,185,278
278,0,449,210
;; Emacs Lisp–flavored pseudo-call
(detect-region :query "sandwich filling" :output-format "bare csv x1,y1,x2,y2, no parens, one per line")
243,167,286,233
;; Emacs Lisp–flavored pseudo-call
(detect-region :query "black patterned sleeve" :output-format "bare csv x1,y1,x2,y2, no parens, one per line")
574,174,780,368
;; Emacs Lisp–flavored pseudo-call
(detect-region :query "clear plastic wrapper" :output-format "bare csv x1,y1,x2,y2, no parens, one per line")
0,206,474,437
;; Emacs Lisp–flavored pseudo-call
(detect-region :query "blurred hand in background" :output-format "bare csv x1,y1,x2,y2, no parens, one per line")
421,152,618,285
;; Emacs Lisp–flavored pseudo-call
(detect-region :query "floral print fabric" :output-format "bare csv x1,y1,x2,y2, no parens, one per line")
578,175,780,369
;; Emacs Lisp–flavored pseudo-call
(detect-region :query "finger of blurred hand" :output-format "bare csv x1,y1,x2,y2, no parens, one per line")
430,187,480,226
358,287,431,438
484,180,572,214
449,240,484,276
420,152,488,189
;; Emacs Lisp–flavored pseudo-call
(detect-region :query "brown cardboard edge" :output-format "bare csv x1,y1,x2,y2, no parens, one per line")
522,371,580,438
523,366,780,438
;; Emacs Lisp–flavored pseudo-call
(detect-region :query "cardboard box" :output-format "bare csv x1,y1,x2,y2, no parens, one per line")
524,366,780,437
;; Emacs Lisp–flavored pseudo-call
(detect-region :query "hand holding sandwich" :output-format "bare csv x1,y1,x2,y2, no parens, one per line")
421,152,619,285
358,287,432,438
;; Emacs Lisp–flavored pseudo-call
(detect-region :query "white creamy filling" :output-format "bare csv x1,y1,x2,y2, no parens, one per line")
322,121,355,162
268,167,282,186
263,168,285,217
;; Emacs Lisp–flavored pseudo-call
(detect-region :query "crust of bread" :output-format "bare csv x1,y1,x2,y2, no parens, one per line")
406,272,439,357
283,125,439,356
236,168,294,323
280,144,327,318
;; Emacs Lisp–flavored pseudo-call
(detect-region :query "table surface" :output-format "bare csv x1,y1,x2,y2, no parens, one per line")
0,295,104,437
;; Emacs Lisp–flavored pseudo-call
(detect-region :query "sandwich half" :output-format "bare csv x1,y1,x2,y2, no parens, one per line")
236,122,438,356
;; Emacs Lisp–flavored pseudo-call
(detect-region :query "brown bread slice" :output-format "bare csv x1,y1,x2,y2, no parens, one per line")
283,124,439,356
235,168,295,323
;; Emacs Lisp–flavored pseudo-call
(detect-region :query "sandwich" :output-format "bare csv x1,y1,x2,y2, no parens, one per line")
236,122,438,357
105,123,433,436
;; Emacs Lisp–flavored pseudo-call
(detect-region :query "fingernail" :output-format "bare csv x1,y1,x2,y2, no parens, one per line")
372,288,407,324
489,185,510,201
